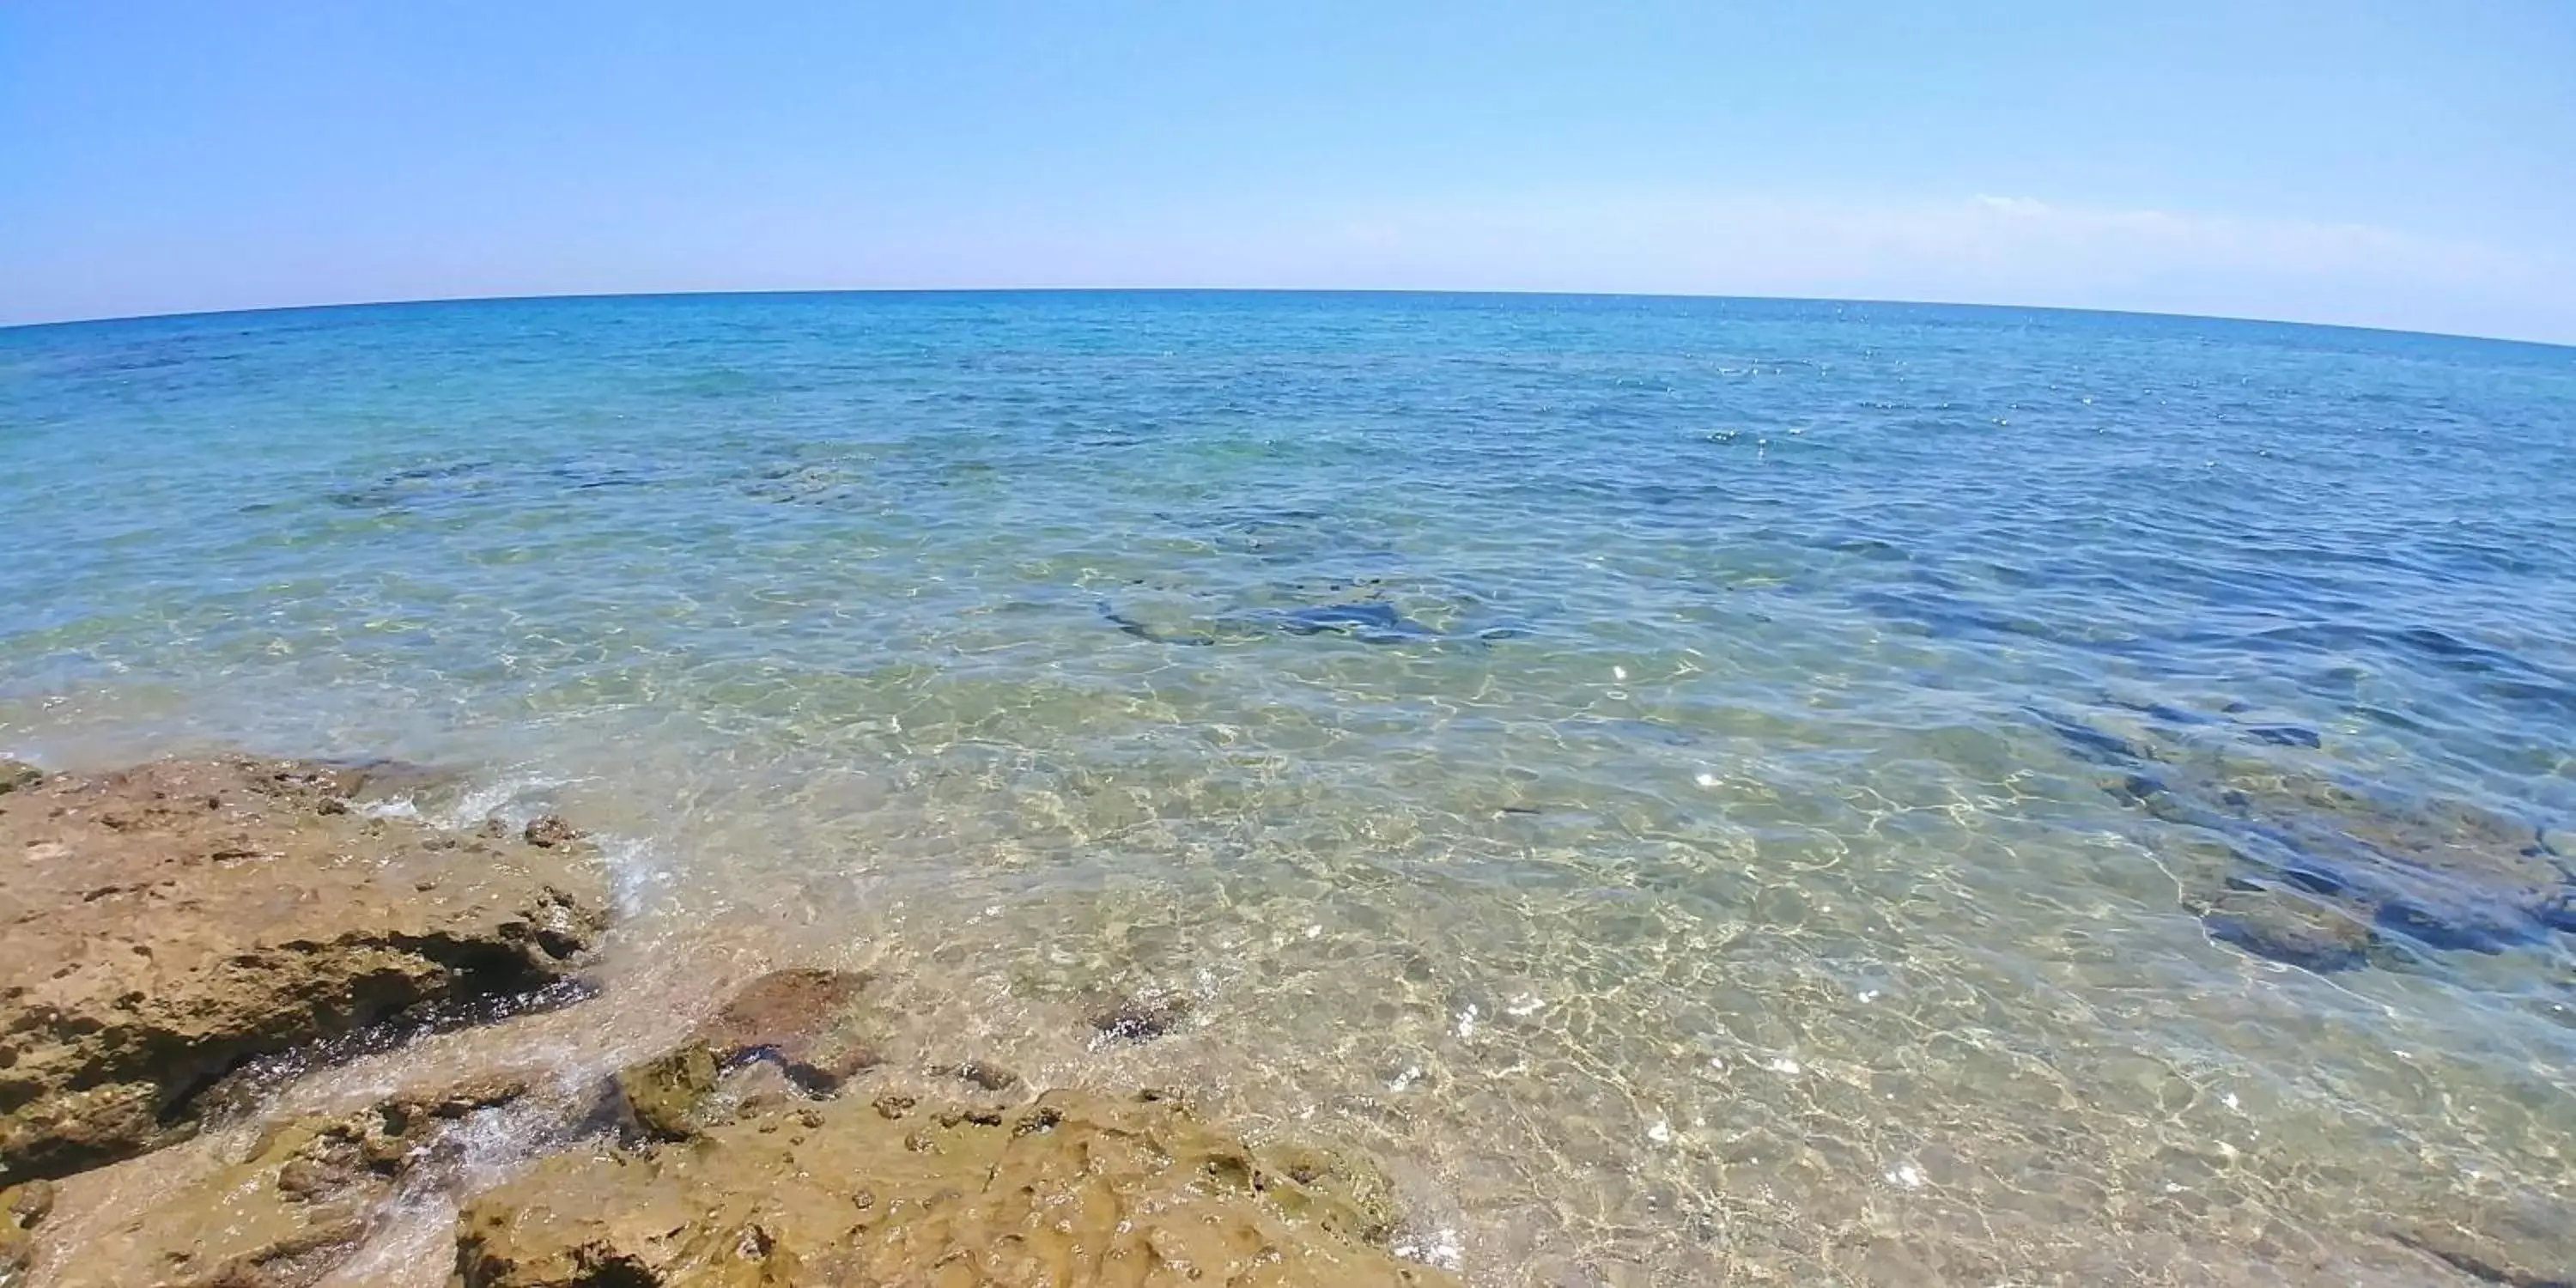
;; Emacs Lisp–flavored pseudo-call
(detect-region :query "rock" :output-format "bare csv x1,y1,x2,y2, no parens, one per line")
605,969,886,1141
1087,987,1194,1044
454,1088,1458,1288
3,1180,52,1227
1,1178,52,1283
615,1045,720,1142
0,762,39,796
520,815,580,849
0,756,610,1182
2128,754,2576,964
298,756,455,805
45,1078,529,1288
937,1059,1021,1092
691,968,883,1092
2387,1195,2576,1288
2189,884,2378,973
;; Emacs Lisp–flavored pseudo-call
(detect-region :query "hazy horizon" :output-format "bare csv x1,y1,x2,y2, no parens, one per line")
12,285,2576,352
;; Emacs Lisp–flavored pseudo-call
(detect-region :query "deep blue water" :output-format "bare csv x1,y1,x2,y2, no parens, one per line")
4,292,2574,1282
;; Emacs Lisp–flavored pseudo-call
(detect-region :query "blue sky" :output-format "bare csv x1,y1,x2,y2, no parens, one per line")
4,2,2572,341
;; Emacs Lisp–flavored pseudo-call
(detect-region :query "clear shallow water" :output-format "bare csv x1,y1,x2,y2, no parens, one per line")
4,292,2575,1284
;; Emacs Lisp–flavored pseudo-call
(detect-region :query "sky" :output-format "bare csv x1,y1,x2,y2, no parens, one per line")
3,2,2573,342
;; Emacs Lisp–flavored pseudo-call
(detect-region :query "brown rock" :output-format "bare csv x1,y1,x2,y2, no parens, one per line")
615,1044,721,1142
45,1078,529,1288
937,1059,1022,1092
1,1177,52,1284
602,969,888,1142
0,757,610,1182
520,816,580,849
691,968,883,1092
454,1088,1457,1288
1086,987,1194,1044
3,1180,52,1227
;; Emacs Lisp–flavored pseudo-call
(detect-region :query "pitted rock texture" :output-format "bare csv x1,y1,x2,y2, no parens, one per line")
455,1086,1458,1288
0,757,608,1182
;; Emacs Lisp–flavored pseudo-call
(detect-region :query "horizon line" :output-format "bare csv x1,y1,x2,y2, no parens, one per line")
6,286,2572,353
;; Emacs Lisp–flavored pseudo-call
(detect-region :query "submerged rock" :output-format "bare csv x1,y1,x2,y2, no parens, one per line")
0,757,610,1182
690,968,882,1091
2187,884,2379,973
2386,1194,2576,1288
454,1087,1455,1288
606,968,885,1140
1085,987,1195,1045
2190,777,2573,957
2075,722,2576,969
519,815,580,849
935,1059,1021,1093
1095,586,1521,650
614,1045,722,1143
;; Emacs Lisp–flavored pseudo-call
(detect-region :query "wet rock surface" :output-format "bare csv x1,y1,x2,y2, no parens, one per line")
457,1084,1455,1288
1085,987,1196,1045
544,970,1455,1286
607,967,889,1142
0,763,41,797
52,1078,531,1288
0,762,1456,1288
519,816,580,849
1,1180,52,1285
0,757,609,1182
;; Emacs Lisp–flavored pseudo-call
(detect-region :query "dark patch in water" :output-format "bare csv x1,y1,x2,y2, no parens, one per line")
2198,896,2374,973
2026,708,2148,769
2105,696,2218,727
1824,535,1910,561
2374,901,2512,955
1097,568,1522,648
552,461,653,491
1275,602,1437,642
1096,602,1216,647
2105,774,2166,807
326,459,498,512
2246,725,2324,749
389,460,493,483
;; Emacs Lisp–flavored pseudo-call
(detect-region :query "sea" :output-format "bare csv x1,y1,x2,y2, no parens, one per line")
3,291,2573,1285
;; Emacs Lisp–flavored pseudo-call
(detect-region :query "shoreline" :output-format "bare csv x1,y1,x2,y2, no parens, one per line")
3,746,2568,1285
0,755,1460,1288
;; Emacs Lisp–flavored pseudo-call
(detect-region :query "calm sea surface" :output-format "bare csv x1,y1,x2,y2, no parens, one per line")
4,292,2574,1284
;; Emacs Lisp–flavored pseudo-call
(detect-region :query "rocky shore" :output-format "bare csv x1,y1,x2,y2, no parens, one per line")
0,756,1457,1288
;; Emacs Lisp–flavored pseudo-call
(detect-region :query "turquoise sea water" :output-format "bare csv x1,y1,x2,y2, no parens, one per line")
4,292,2575,1284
